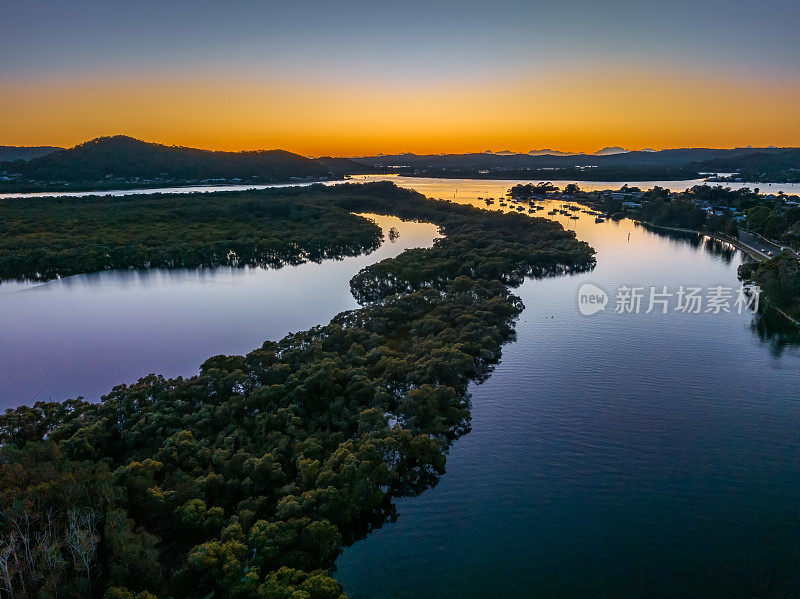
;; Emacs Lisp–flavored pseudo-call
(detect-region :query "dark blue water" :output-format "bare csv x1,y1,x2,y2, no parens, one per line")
335,196,800,597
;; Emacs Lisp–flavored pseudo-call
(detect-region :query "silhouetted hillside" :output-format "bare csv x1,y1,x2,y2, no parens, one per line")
0,136,330,184
314,156,378,176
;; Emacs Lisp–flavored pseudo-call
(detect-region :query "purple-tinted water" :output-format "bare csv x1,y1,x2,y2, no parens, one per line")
0,214,440,407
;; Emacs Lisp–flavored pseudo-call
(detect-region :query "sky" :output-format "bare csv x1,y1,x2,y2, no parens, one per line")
1,0,799,155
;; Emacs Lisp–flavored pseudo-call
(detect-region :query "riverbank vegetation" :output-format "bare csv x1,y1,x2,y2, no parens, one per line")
554,183,799,247
739,253,800,321
744,203,800,250
0,187,386,283
0,182,595,598
678,185,800,249
620,186,741,236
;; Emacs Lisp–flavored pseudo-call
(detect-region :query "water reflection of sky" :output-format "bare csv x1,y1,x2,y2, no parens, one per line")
0,214,440,408
2,174,800,200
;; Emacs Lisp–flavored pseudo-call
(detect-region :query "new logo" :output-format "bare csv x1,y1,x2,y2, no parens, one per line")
578,283,608,315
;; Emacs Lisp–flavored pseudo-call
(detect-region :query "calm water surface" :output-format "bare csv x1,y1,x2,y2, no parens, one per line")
351,173,800,198
0,214,441,407
2,173,799,200
333,182,800,597
2,179,799,597
0,181,321,199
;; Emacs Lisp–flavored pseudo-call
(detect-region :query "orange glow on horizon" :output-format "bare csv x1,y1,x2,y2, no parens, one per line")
1,70,799,156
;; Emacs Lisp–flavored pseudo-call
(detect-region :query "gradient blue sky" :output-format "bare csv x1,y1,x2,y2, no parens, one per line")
2,0,799,153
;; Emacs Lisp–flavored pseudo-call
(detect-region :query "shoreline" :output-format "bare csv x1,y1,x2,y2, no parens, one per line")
636,222,800,327
638,221,769,260
563,194,800,328
0,177,343,198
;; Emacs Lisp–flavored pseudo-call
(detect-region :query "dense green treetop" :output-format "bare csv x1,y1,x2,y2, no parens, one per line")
739,253,800,321
0,185,384,282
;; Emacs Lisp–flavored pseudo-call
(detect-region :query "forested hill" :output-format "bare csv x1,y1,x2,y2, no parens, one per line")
0,136,331,184
0,145,62,162
313,156,377,177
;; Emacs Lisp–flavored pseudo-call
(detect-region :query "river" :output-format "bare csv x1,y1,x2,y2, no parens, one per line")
0,214,441,408
1,178,799,596
1,173,799,200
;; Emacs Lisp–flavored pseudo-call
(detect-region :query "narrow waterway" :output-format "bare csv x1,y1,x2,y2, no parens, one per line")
0,214,441,408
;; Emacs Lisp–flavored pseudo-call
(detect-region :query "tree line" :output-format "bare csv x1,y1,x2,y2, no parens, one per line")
0,187,385,283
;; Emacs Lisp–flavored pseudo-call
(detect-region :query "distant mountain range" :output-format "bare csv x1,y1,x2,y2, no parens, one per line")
483,146,650,156
2,137,798,188
353,147,798,171
0,145,62,162
313,156,377,177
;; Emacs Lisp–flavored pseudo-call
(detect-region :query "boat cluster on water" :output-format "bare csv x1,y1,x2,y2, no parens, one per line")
558,204,607,222
481,194,548,213
479,194,607,223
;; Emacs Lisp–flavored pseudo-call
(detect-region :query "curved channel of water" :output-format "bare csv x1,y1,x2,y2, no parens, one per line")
0,214,441,408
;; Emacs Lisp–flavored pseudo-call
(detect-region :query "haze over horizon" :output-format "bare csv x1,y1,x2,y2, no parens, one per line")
2,0,799,155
